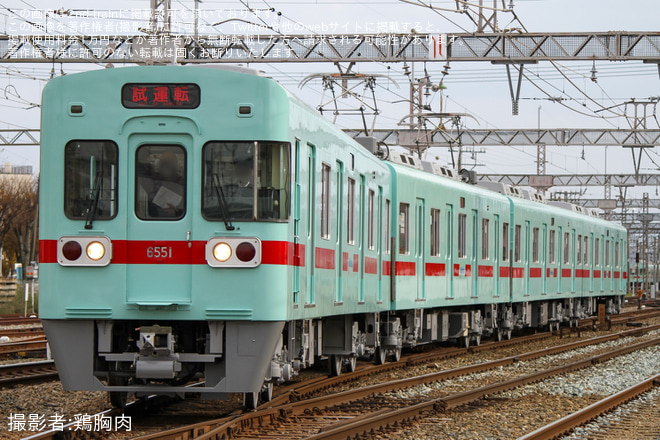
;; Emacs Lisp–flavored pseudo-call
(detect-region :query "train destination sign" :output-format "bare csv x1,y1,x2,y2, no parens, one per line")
121,83,200,109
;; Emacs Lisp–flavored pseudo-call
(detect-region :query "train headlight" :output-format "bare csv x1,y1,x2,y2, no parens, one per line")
86,241,106,261
206,237,261,268
213,242,232,262
57,236,112,267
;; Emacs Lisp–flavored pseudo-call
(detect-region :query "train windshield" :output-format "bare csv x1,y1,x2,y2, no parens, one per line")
64,140,118,221
202,142,290,221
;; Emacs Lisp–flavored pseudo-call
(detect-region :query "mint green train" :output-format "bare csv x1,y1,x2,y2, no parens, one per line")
39,65,626,409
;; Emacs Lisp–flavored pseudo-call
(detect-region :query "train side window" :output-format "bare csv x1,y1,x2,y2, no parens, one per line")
347,178,356,244
385,199,391,254
615,241,620,268
583,236,589,264
605,239,610,266
502,222,510,262
64,140,118,221
532,227,539,263
549,230,555,263
368,189,375,250
430,208,441,257
563,232,570,264
577,235,582,264
481,218,490,260
514,224,521,262
595,238,600,266
136,145,186,220
399,203,409,255
320,164,331,239
458,213,467,258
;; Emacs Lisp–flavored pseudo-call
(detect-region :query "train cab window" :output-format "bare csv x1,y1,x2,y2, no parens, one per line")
563,232,570,264
481,218,490,260
202,142,290,221
595,238,600,266
458,213,467,258
321,164,331,239
399,203,409,255
584,236,589,264
532,227,539,263
549,230,555,263
502,222,510,262
431,209,441,257
514,224,521,262
136,145,186,220
64,140,118,221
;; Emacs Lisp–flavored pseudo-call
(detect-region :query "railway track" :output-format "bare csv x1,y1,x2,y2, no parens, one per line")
126,322,660,440
0,337,47,358
520,374,660,440
0,360,57,386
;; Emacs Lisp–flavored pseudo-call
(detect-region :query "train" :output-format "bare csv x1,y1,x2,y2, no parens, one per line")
38,65,627,409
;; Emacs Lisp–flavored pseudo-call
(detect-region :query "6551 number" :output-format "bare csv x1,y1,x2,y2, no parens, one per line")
147,246,172,259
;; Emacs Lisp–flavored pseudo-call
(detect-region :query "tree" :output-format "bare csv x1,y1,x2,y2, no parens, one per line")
0,177,38,278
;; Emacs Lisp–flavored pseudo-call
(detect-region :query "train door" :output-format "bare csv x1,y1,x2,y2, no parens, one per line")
336,161,344,303
558,226,563,293
377,187,384,302
571,230,576,292
472,209,478,297
446,204,454,298
307,144,316,305
126,135,193,306
524,221,530,295
494,214,500,297
292,140,302,305
589,234,594,292
416,198,426,300
542,223,548,294
359,175,366,303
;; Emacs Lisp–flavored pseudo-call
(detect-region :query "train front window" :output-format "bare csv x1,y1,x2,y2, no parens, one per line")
135,145,187,220
64,140,118,221
202,142,290,221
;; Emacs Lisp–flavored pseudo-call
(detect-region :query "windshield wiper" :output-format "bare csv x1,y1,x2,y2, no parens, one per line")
212,174,235,231
84,171,102,230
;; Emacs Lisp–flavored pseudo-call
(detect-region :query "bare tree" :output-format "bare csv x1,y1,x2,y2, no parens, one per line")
10,178,38,277
0,177,38,278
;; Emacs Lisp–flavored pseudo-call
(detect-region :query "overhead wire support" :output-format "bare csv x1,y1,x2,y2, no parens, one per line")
1,32,660,63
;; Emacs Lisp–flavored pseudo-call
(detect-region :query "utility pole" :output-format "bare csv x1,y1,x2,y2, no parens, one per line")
149,0,171,34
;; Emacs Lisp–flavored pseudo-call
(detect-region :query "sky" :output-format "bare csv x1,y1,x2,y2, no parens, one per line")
0,0,658,209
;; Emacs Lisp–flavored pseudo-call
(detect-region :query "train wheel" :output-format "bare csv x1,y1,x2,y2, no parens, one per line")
347,356,357,373
259,383,273,403
392,347,402,362
243,391,259,410
375,346,387,365
108,376,128,409
329,355,342,376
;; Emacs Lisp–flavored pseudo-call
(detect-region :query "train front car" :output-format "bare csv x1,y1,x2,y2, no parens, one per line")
39,66,291,408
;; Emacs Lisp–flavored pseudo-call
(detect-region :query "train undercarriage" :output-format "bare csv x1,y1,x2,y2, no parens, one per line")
269,296,624,394
44,296,623,410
